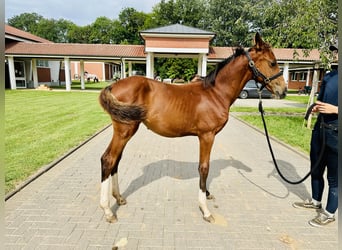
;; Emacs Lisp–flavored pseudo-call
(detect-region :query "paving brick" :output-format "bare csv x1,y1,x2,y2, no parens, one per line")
5,115,338,249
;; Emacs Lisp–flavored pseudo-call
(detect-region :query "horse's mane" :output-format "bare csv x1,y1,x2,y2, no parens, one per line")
203,47,246,88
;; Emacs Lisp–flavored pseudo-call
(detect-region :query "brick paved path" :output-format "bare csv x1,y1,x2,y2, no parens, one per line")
5,116,338,249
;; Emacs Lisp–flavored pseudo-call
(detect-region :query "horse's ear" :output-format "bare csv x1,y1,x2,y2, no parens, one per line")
254,32,264,49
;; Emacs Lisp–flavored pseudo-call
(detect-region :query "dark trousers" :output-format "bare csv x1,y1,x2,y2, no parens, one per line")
310,119,338,214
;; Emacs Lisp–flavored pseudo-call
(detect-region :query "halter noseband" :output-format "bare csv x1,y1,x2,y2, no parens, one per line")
245,50,283,90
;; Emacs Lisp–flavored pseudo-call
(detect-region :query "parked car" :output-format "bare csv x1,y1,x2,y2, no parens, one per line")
239,80,273,99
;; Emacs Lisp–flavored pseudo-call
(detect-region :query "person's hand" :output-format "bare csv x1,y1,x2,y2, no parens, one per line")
312,101,338,114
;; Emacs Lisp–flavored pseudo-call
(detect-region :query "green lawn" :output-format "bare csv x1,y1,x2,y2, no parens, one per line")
52,80,111,90
236,114,315,154
231,95,316,154
5,90,110,193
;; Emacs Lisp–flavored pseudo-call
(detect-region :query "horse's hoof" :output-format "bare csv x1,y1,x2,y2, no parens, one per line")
203,215,215,223
117,197,127,206
206,194,215,200
106,215,118,223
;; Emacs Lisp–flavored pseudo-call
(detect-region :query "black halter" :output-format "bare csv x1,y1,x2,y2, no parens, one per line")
245,50,283,90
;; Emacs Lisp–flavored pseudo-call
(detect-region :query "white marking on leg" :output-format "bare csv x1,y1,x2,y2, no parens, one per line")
100,177,114,217
112,173,120,199
199,189,211,217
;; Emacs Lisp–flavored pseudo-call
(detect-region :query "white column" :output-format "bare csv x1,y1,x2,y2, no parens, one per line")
128,62,132,77
32,59,38,88
201,54,207,76
283,63,289,87
121,59,126,79
306,68,311,87
102,62,106,81
197,54,203,76
146,52,154,79
64,57,71,91
80,60,85,90
7,56,16,90
74,61,79,76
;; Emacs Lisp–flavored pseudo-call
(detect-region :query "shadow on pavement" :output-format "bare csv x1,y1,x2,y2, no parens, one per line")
238,159,311,200
111,157,252,214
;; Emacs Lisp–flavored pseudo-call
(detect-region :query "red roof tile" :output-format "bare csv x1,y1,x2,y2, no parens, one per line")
4,24,323,62
5,42,146,58
5,41,321,62
5,24,53,43
208,46,321,61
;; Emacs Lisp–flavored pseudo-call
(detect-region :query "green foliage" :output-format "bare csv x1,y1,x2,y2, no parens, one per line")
7,12,43,33
89,16,115,44
205,0,252,46
258,0,338,68
156,58,198,81
152,0,206,28
118,8,149,44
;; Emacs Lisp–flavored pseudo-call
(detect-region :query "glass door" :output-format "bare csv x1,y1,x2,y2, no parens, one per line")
14,61,26,88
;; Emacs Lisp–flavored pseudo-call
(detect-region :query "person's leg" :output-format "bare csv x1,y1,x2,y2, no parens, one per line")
293,126,325,210
310,126,326,203
308,125,338,227
324,128,338,214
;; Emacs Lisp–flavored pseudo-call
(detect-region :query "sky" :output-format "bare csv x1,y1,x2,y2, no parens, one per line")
5,0,162,26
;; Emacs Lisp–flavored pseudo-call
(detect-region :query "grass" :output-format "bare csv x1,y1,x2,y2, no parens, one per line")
236,114,315,154
285,94,316,105
231,95,316,154
5,90,110,193
52,80,111,90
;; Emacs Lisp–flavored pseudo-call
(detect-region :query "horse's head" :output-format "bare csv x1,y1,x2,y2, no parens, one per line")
247,33,286,98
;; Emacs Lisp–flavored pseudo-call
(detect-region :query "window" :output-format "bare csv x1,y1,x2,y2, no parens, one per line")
37,60,49,68
299,72,307,82
291,71,308,82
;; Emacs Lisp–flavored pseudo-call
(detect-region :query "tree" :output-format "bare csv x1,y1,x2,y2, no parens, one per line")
35,18,75,43
88,17,115,44
118,8,149,44
8,13,76,43
258,0,338,67
204,0,252,46
151,0,206,28
7,12,43,33
156,58,198,81
67,25,93,44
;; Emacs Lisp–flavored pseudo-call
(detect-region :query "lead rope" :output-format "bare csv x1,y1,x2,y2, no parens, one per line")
258,94,326,184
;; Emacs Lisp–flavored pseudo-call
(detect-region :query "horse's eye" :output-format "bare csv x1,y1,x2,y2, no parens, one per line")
270,61,277,67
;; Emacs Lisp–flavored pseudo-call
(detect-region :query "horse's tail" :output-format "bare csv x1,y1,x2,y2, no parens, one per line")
99,85,146,124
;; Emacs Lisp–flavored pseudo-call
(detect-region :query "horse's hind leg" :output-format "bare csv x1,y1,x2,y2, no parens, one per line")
198,133,215,223
100,122,139,223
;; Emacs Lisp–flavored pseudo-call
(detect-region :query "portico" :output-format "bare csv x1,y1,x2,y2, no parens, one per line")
140,24,215,78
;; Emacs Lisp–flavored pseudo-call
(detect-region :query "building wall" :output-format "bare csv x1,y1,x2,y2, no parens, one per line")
71,62,104,81
287,70,324,91
145,37,209,49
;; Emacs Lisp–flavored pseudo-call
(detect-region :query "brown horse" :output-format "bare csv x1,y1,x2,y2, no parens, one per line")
99,33,286,223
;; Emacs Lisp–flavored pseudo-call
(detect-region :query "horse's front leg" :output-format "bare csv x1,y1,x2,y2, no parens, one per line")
198,133,215,223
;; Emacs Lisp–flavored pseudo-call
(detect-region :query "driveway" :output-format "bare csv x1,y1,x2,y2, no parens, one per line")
5,114,337,249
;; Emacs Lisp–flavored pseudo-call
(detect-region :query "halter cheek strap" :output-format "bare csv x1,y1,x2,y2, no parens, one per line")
245,50,283,90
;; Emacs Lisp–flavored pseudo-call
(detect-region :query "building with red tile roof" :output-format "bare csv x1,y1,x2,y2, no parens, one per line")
5,24,331,91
